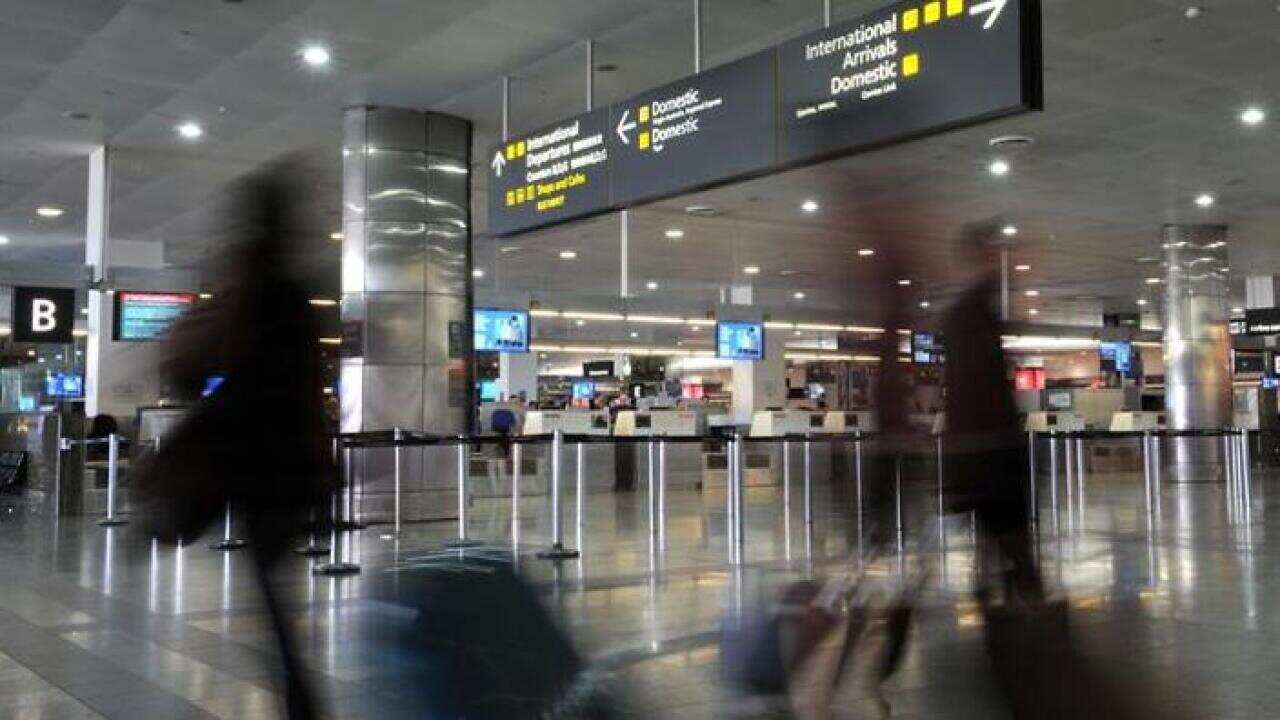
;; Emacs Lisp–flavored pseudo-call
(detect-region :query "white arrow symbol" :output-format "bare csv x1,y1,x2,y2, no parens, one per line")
491,150,506,177
616,109,636,144
969,0,1009,29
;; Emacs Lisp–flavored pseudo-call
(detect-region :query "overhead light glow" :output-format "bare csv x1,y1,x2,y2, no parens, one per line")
308,298,338,307
743,265,761,275
559,250,577,260
575,319,586,326
919,301,931,309
664,228,684,240
562,311,625,321
857,248,875,257
800,199,820,213
1232,306,1245,314
645,280,659,291
1025,289,1040,297
1137,299,1148,307
176,122,203,139
1028,308,1040,316
1145,277,1162,285
330,231,343,240
472,268,485,278
1194,193,1215,208
0,235,9,245
988,159,1010,176
626,315,684,324
1240,107,1266,126
1015,264,1031,272
1001,225,1018,237
793,291,806,300
301,45,331,66
36,207,64,218
897,279,911,286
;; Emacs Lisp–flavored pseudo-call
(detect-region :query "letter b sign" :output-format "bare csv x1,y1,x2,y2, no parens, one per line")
13,286,74,343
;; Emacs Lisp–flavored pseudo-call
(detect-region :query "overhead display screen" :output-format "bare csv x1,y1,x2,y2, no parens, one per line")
1245,308,1280,336
1099,341,1133,376
45,372,84,399
487,108,612,236
12,286,75,344
717,321,765,361
778,0,1040,164
609,50,776,206
113,291,196,342
474,308,530,353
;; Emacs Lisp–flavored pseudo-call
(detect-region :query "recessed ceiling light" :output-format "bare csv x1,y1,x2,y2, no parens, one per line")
1231,306,1244,314
559,250,577,260
794,330,803,337
176,121,203,139
1028,308,1040,316
1145,277,1162,285
919,300,931,309
690,325,701,332
472,268,485,278
330,231,343,240
646,280,659,290
857,248,875,257
1194,193,1215,208
1015,264,1031,272
0,235,9,245
1137,298,1149,307
1184,5,1203,19
743,265,761,275
664,228,684,240
307,298,338,307
500,245,522,253
301,45,331,66
575,319,585,326
800,199,819,213
897,279,911,286
36,206,63,218
1001,225,1018,237
988,159,1010,176
793,291,806,300
1025,289,1039,297
1240,107,1266,126
630,331,639,338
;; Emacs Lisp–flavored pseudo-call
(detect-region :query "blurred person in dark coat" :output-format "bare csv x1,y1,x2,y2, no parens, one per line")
139,160,335,718
941,222,1042,604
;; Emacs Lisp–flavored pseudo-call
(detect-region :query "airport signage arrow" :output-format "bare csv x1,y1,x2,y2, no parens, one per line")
490,150,506,177
970,0,1010,29
615,110,636,145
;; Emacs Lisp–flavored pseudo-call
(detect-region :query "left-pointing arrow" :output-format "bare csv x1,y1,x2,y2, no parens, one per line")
969,0,1009,29
491,151,506,177
616,109,636,144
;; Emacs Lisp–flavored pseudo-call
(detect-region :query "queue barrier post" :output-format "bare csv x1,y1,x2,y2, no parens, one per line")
1027,430,1038,526
575,442,585,551
446,439,482,549
538,430,579,560
210,500,248,551
314,488,361,576
98,433,128,527
732,435,746,565
511,442,522,547
337,441,366,531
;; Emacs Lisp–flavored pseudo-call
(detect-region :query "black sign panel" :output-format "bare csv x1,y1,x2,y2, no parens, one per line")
1245,308,1280,336
583,360,616,378
487,108,612,236
779,0,1040,164
609,51,776,206
13,286,75,344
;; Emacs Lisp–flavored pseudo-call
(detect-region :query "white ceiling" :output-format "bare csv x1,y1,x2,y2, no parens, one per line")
2,0,1279,333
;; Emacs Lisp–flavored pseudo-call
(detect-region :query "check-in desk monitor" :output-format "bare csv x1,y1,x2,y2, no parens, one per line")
1108,411,1166,432
1026,411,1086,432
750,410,825,438
823,411,877,433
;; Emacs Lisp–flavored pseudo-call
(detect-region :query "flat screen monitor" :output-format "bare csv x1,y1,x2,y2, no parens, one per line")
474,308,530,353
571,381,595,400
113,291,197,341
1262,376,1279,390
809,414,824,428
911,332,943,364
583,360,615,378
635,414,652,429
201,375,225,398
477,379,500,402
716,321,764,361
45,372,84,399
1099,341,1134,376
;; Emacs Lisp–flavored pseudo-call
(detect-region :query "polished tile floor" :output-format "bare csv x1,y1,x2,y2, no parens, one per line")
0,455,1275,719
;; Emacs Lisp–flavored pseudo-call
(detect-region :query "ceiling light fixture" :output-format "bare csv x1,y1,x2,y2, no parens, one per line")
0,235,9,245
575,319,586,326
646,280,659,291
329,231,343,240
559,250,577,260
630,331,639,338
857,248,875,257
664,228,684,240
1145,277,1162,285
1025,289,1040,297
472,268,485,278
1137,298,1149,306
1001,225,1018,237
743,265,761,275
988,159,1010,176
308,298,338,307
1194,193,1215,208
1232,306,1245,314
1240,107,1266,126
1184,5,1203,19
36,207,64,218
176,121,203,139
793,291,806,300
897,279,911,286
301,45,331,66
800,199,820,213
919,300,931,309
1028,308,1040,316
1015,264,1031,272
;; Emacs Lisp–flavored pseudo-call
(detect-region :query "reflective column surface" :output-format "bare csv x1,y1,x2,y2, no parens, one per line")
0,455,1277,719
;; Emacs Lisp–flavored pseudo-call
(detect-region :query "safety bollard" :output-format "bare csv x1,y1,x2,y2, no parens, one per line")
314,489,360,576
99,433,128,527
511,442,522,547
894,453,904,555
539,430,579,560
390,427,403,537
209,500,247,550
337,442,366,531
445,439,482,549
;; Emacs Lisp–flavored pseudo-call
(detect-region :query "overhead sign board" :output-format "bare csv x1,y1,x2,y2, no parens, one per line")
488,108,611,235
609,50,776,206
487,0,1041,236
1245,308,1280,336
12,286,75,344
778,0,1040,164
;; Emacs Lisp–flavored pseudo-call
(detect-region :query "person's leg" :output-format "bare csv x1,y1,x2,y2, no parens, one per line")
248,518,318,719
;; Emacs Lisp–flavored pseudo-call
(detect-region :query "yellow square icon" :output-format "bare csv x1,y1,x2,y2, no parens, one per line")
903,53,920,77
638,131,650,150
526,184,536,199
924,2,941,23
946,0,964,17
639,105,650,123
902,8,919,30
515,187,525,203
505,190,515,207
505,144,516,160
516,140,526,157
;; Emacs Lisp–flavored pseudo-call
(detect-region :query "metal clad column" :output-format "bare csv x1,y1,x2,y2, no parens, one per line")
341,107,473,522
1162,225,1231,483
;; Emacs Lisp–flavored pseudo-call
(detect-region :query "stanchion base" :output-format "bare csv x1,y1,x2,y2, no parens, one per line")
444,538,484,549
335,521,367,531
313,562,361,576
209,539,248,551
536,543,580,561
294,545,331,557
98,518,129,527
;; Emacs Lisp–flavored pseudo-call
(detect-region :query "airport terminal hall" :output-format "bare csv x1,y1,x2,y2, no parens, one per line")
7,0,1280,718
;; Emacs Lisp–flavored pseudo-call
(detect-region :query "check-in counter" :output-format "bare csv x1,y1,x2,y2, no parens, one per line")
1108,411,1166,432
749,410,827,438
823,411,877,434
614,410,706,491
470,408,610,498
1025,411,1086,432
523,409,611,436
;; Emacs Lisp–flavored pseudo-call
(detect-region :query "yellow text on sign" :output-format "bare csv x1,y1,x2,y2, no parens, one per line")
946,0,964,17
924,1,941,24
903,53,920,77
902,8,919,30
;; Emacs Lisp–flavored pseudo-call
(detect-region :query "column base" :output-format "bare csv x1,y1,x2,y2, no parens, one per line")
313,562,361,576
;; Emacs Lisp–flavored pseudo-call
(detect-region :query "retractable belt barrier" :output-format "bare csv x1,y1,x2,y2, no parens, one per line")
61,434,132,528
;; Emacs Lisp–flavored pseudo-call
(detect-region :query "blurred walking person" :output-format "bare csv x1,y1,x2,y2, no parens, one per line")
137,160,335,718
